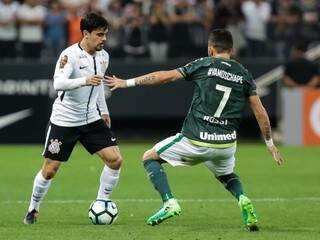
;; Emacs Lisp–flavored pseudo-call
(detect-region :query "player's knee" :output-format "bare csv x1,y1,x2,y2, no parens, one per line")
113,155,122,169
105,154,122,170
42,166,58,180
142,149,157,161
142,149,152,161
42,158,61,179
142,150,150,161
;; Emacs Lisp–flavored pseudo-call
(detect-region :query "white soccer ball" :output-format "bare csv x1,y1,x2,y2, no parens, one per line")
88,199,118,225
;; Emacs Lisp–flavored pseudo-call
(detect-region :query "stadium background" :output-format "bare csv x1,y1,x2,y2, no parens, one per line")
0,0,319,143
0,1,320,240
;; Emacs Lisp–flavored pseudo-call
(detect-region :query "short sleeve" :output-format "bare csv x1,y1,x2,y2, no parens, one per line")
177,58,206,81
245,73,257,97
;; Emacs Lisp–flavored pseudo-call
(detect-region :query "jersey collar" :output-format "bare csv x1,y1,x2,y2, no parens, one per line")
78,42,97,57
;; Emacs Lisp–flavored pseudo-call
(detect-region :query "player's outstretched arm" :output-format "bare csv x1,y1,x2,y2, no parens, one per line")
105,70,184,91
249,95,284,165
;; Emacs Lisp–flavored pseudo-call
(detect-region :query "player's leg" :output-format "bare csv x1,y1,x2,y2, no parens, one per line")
144,133,204,225
95,146,122,200
24,159,61,224
143,148,181,226
143,149,174,201
216,172,259,231
24,122,78,224
80,119,121,200
217,173,244,201
204,145,258,231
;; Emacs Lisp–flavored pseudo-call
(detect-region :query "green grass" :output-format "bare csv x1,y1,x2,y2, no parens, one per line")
0,143,320,240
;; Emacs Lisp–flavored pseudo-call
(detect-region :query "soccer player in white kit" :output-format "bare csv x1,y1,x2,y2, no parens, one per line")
23,13,122,224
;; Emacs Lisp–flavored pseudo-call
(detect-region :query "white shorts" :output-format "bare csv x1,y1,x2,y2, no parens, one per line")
154,133,236,176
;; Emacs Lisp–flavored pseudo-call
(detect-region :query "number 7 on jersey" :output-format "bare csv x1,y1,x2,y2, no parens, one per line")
214,84,232,118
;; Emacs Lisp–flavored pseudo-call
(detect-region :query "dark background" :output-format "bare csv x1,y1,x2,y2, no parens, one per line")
0,59,280,143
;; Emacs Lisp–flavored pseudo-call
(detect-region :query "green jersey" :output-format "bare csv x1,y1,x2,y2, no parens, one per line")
177,57,257,144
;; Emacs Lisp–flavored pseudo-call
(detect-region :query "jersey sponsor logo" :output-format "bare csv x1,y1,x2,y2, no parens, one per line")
79,65,88,69
0,109,33,130
48,139,62,154
203,116,228,125
59,55,68,69
200,130,237,141
208,68,243,84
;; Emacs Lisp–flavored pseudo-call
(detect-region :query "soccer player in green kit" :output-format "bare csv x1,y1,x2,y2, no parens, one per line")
106,29,283,231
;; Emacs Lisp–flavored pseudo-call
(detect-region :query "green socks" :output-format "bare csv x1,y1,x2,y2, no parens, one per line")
217,173,244,200
143,162,244,202
143,160,173,202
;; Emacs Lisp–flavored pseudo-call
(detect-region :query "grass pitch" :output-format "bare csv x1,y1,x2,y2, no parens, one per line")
0,143,320,240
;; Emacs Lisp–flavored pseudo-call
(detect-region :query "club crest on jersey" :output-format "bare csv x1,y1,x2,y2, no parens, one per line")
48,139,62,154
59,55,68,68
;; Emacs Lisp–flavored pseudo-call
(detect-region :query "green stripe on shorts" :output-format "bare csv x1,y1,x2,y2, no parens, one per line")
188,139,236,148
157,134,184,154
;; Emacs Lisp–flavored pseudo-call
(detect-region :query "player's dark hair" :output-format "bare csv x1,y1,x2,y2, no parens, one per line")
80,12,109,34
208,29,233,53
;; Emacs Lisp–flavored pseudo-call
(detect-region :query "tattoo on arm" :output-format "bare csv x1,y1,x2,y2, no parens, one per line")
136,75,158,86
250,96,272,141
258,108,272,140
262,118,272,140
134,70,181,86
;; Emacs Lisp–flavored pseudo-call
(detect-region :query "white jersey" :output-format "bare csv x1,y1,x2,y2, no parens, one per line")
50,43,110,127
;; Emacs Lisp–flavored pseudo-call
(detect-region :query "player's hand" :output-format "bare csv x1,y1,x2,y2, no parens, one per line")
267,144,284,165
101,114,111,128
105,75,127,91
86,75,103,86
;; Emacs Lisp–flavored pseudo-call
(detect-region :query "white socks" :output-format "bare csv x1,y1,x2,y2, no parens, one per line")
28,171,52,212
27,165,119,211
97,165,120,200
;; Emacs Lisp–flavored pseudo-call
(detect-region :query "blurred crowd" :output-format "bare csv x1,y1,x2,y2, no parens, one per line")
0,0,319,62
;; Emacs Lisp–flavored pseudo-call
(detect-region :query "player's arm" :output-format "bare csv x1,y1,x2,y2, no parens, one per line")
53,54,103,91
105,70,184,91
97,83,111,127
249,95,284,165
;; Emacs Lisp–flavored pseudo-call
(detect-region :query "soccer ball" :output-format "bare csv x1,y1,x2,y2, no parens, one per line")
88,199,118,225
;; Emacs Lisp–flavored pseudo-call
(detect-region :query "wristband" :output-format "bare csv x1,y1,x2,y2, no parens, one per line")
126,78,136,87
265,138,274,147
